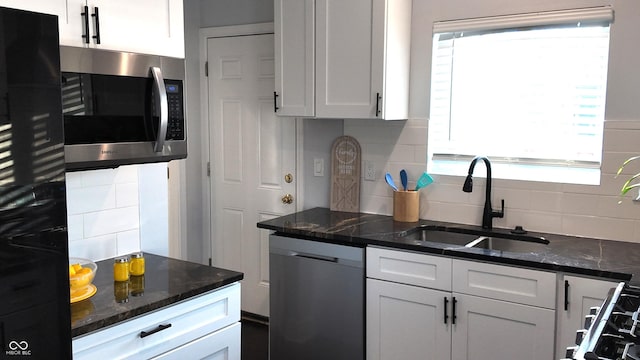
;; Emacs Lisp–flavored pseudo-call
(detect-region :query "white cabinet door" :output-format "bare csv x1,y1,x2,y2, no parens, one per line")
0,1,84,47
555,275,618,357
451,293,555,360
274,0,314,116
316,0,378,118
85,0,184,57
0,1,65,16
367,278,451,360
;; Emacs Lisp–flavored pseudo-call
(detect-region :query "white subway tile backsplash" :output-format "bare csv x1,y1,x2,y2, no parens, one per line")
67,215,83,241
66,185,116,215
65,164,168,261
349,117,640,242
116,182,139,207
68,234,117,261
116,229,141,255
83,206,140,238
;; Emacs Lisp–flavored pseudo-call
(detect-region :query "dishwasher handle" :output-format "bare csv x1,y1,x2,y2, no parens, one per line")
291,252,338,263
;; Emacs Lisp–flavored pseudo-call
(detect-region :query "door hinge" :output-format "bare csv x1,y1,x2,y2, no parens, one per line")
167,167,170,179
207,162,211,177
205,61,208,77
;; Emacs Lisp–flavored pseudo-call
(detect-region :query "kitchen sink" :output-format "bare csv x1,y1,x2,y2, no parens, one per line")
464,236,548,253
400,225,549,252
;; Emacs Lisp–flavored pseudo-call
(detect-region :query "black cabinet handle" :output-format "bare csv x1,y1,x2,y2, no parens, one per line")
140,324,172,338
273,91,279,112
91,7,101,44
564,280,570,311
375,92,381,117
81,6,90,44
452,296,457,325
444,297,449,324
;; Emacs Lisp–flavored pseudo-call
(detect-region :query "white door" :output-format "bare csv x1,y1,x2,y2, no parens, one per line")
206,33,296,316
366,278,451,360
451,293,555,360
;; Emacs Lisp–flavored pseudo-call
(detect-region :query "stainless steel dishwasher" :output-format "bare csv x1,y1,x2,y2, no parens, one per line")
269,234,364,360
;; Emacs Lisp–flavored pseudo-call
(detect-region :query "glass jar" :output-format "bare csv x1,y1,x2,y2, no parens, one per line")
113,257,130,282
129,252,145,276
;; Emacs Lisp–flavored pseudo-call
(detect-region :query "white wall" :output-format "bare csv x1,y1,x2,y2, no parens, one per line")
349,0,640,242
66,163,169,261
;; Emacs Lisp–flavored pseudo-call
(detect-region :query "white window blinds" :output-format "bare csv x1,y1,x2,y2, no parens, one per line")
428,7,613,184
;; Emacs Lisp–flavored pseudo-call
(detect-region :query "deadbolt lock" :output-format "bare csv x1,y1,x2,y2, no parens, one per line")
284,173,293,183
281,194,293,204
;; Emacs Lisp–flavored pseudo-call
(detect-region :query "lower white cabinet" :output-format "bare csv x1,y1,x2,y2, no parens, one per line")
451,293,555,360
367,278,451,360
555,275,618,357
366,247,556,360
72,283,241,360
151,322,241,360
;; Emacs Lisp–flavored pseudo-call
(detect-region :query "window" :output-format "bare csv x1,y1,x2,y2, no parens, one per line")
428,7,613,185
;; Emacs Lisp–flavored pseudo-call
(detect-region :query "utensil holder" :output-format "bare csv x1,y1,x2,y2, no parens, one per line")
393,190,419,222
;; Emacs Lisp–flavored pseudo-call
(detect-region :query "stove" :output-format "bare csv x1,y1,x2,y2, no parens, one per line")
565,283,640,360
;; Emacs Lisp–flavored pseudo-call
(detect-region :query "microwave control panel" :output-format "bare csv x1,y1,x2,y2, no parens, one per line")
165,80,185,140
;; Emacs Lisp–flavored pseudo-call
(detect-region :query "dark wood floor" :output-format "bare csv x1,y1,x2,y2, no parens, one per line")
241,318,268,360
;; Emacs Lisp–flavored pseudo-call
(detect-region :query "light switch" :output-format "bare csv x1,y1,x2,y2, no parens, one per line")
313,158,324,177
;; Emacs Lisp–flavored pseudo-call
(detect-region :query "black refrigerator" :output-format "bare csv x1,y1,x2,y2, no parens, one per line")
0,7,71,360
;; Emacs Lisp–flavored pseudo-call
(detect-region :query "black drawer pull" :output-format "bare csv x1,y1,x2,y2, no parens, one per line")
140,324,172,338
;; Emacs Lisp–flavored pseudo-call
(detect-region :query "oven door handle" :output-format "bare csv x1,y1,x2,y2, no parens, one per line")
150,66,168,153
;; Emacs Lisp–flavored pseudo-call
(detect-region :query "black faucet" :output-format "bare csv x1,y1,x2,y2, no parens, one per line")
462,156,504,230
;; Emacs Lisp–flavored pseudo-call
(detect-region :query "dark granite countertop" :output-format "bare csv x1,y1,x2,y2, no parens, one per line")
257,207,640,285
70,253,243,338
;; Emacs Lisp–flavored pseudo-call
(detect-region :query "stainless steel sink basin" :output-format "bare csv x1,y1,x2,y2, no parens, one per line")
400,225,549,252
464,236,548,253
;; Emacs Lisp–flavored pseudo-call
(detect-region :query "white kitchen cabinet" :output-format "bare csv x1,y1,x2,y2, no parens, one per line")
366,247,557,360
0,0,184,58
451,293,555,360
79,0,184,58
72,283,240,360
367,278,451,360
555,275,618,357
151,322,241,360
274,0,314,116
274,0,411,119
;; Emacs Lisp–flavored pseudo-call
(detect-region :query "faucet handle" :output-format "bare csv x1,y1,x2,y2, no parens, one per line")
492,199,505,218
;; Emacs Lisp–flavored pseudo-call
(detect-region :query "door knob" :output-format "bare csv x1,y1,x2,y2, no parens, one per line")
285,173,293,183
281,194,293,204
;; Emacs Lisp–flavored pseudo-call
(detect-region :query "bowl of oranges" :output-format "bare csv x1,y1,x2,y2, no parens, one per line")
69,258,98,302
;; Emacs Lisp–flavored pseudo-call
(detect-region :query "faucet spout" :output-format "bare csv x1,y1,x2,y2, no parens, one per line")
462,156,504,230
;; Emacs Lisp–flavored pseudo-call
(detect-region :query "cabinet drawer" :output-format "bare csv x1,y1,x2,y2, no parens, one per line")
452,260,555,309
151,322,241,360
73,282,241,360
367,247,451,291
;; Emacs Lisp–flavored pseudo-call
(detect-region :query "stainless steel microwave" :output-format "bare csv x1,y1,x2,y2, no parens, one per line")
59,46,186,171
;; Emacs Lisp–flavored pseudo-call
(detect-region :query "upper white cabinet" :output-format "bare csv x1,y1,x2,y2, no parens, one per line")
0,0,185,58
274,0,315,116
274,0,411,119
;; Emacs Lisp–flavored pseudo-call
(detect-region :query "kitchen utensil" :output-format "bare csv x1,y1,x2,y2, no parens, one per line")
400,169,408,191
385,172,398,191
414,172,434,191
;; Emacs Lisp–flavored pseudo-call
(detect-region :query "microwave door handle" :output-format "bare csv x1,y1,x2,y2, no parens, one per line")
150,67,168,153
